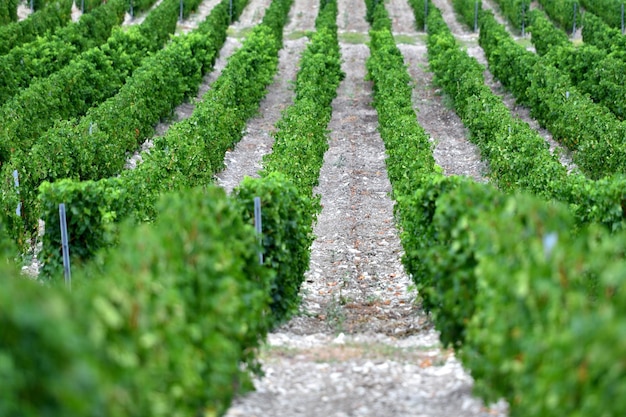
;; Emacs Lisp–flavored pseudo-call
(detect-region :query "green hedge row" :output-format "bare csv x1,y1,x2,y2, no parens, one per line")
0,0,127,106
463,196,626,417
529,9,626,120
403,5,626,415
0,0,198,164
366,0,434,201
580,0,626,29
0,0,18,25
405,174,626,417
406,0,429,30
0,0,73,55
451,0,481,31
428,7,626,232
527,8,570,55
367,0,442,321
479,11,626,180
1,185,274,417
490,0,531,32
0,0,212,248
536,0,580,32
253,0,342,322
34,0,251,276
581,11,626,60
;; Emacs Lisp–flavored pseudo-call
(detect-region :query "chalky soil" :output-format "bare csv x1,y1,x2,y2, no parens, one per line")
223,0,508,415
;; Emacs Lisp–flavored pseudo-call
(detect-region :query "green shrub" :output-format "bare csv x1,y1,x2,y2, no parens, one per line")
1,186,274,417
74,186,273,416
234,173,316,326
581,11,626,57
0,0,19,24
0,0,127,106
0,276,116,417
580,0,626,30
0,0,73,55
535,0,581,33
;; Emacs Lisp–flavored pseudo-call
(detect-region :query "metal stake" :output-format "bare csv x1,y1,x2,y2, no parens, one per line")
59,203,71,290
572,2,577,35
13,170,21,217
254,197,263,265
474,1,479,33
521,2,526,37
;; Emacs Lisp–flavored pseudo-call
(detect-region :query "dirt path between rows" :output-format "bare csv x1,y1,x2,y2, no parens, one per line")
224,0,509,415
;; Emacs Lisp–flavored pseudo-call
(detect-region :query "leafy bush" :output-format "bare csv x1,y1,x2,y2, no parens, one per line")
535,0,581,33
452,0,481,31
234,173,315,326
75,186,273,416
580,0,626,29
0,0,73,55
0,276,116,417
367,0,439,314
581,11,626,57
0,0,19,24
490,0,531,32
0,0,127,106
527,8,570,56
252,0,341,323
2,186,274,417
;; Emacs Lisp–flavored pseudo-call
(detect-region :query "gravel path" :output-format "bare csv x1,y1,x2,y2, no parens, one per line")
223,0,509,415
